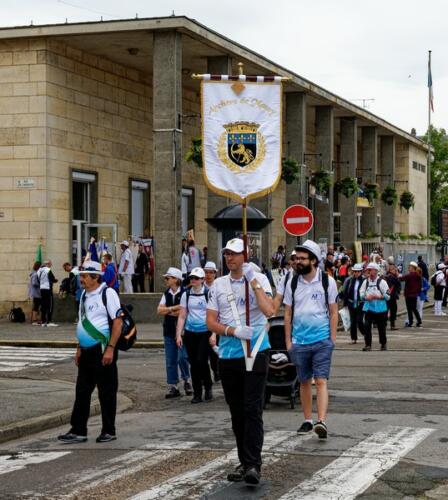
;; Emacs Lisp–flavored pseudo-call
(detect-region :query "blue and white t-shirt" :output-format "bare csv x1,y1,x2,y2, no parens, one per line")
180,286,208,333
283,269,338,345
207,273,272,359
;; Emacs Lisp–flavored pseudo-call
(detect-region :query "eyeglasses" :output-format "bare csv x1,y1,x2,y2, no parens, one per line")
295,257,310,262
190,276,202,280
290,256,297,261
223,251,239,257
164,276,173,280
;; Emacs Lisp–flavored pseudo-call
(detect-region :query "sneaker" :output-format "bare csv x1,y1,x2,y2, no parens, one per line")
381,345,387,351
96,433,117,443
32,321,41,326
165,386,181,399
244,466,261,485
404,322,413,328
204,388,213,402
47,322,59,327
314,421,328,439
191,395,202,404
213,373,221,383
41,323,48,327
440,312,447,316
227,464,246,482
362,346,372,352
297,421,313,434
184,381,193,396
416,323,422,328
57,432,87,443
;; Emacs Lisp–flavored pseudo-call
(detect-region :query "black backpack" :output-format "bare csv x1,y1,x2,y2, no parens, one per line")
431,272,442,287
185,288,209,312
9,307,26,323
290,270,330,323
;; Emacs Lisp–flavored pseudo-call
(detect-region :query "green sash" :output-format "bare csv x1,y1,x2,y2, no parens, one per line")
80,294,109,352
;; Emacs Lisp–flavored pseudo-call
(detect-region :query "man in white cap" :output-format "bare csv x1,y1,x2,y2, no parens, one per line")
206,238,274,485
118,240,134,293
283,240,338,441
341,263,365,343
203,261,217,288
359,262,390,351
58,261,123,444
433,263,447,316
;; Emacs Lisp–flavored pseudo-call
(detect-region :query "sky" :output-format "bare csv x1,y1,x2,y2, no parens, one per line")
0,0,446,135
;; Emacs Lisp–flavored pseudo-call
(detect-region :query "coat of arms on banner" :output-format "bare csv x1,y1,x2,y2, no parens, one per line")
217,122,266,173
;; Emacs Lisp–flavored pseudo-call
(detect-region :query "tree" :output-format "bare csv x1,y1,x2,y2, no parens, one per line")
423,126,448,234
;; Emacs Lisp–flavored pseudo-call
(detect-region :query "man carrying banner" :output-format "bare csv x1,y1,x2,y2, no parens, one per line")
207,238,274,485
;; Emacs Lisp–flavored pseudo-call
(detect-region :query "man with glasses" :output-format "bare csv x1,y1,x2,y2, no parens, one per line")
207,238,275,485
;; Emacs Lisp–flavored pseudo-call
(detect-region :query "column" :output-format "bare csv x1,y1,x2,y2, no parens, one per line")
153,31,182,291
339,118,358,249
206,56,232,264
314,106,334,244
361,126,379,235
285,92,307,250
380,135,396,234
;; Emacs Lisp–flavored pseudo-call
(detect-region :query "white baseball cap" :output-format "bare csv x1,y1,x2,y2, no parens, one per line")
204,261,217,272
222,238,245,254
290,250,296,257
438,263,446,270
79,261,103,275
409,261,418,268
163,267,183,280
352,263,363,272
121,240,129,247
189,267,205,279
295,240,322,262
366,262,380,271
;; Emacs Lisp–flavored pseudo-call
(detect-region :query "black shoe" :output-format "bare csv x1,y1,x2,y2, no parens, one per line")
227,464,246,482
244,466,261,485
362,346,371,351
314,421,327,439
184,381,193,396
213,373,221,383
381,345,387,351
191,395,203,404
404,322,413,328
204,388,213,402
416,323,422,328
297,421,313,434
165,386,181,399
96,433,117,443
57,432,87,444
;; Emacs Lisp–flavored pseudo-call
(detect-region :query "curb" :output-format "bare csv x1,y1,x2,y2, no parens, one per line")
0,391,133,445
0,340,164,349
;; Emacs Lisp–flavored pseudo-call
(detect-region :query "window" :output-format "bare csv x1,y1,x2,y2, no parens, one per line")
72,171,97,222
182,187,195,237
333,212,341,245
130,180,150,239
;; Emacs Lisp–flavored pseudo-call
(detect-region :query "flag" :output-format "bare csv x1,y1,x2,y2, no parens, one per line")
428,52,434,112
87,237,99,262
35,243,43,263
99,237,108,258
201,78,282,202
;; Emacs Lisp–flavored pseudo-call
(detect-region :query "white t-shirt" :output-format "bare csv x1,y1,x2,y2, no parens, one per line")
119,248,134,274
76,283,121,348
37,266,52,290
180,286,208,333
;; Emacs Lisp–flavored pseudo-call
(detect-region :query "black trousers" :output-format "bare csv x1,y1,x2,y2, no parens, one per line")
184,331,213,396
364,311,388,347
40,289,53,323
388,297,398,327
70,343,118,436
219,351,268,470
209,347,219,377
405,297,421,325
443,286,448,307
132,274,146,293
348,306,365,341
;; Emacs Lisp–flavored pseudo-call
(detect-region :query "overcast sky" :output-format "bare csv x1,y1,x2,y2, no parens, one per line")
1,0,446,135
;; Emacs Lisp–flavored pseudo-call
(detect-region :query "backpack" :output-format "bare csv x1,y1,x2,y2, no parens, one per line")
290,270,330,323
431,272,441,287
9,307,26,323
185,288,209,312
60,277,72,295
81,287,137,351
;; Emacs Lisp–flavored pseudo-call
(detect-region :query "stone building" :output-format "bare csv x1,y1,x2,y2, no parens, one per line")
0,16,429,314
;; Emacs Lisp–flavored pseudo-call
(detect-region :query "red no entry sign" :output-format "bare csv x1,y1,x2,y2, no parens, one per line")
282,204,314,236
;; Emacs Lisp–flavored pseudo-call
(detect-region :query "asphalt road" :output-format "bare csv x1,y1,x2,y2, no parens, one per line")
1,310,448,499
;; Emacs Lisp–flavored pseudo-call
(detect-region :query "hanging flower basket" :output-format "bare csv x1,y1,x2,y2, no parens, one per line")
185,137,203,168
380,185,398,206
363,182,379,203
335,177,359,198
399,191,415,212
309,170,332,196
281,157,300,184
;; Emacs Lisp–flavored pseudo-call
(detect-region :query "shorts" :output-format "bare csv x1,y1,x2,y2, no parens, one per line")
288,338,334,383
32,297,41,312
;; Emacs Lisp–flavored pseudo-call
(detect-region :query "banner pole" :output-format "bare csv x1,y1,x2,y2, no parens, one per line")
242,199,251,357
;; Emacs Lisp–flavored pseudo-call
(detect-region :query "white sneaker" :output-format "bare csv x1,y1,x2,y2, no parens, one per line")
41,323,48,327
440,312,447,316
47,322,59,327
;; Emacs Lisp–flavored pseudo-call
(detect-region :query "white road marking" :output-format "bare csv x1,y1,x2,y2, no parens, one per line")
286,217,310,224
0,451,71,475
330,389,448,402
278,426,434,500
0,347,73,372
130,431,312,500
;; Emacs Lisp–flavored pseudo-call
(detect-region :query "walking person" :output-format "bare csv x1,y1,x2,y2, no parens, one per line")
360,263,390,351
181,239,202,279
176,267,213,403
283,240,338,440
157,267,193,399
102,253,120,293
57,261,122,444
416,267,430,320
133,244,149,293
37,260,58,327
341,263,365,344
118,240,134,294
400,261,423,328
417,255,429,281
385,264,401,330
29,261,42,325
433,264,446,316
273,251,296,315
206,238,275,485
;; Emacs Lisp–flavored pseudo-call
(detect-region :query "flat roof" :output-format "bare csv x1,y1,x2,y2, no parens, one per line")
0,15,428,150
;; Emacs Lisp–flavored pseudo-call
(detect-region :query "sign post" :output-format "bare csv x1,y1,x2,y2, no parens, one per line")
282,204,314,237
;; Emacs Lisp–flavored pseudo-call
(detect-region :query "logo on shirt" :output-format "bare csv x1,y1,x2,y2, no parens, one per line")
87,302,100,312
311,291,323,301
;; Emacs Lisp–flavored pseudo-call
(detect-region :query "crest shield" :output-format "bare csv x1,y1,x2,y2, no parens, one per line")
226,122,258,168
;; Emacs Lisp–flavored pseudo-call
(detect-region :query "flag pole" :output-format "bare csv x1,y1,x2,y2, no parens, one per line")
427,50,432,235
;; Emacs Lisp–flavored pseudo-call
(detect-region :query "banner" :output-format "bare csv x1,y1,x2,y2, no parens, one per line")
202,80,282,201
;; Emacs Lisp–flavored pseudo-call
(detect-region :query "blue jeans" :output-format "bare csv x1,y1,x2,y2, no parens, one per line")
164,336,190,385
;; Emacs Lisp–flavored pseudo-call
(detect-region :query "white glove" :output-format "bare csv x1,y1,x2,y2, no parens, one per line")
242,263,256,284
233,326,254,340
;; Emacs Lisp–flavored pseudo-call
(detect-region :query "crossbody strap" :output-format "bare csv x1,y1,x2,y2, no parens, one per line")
223,276,242,328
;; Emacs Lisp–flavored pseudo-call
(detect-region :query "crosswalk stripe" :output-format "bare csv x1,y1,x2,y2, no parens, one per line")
0,451,71,475
130,431,312,500
0,347,74,355
278,426,434,500
0,347,73,372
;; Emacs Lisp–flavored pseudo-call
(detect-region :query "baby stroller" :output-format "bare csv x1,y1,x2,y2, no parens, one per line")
264,316,299,409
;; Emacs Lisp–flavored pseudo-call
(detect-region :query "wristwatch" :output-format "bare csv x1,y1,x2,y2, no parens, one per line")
252,283,262,291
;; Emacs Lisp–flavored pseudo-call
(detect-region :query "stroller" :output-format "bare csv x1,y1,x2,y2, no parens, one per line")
264,316,299,409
